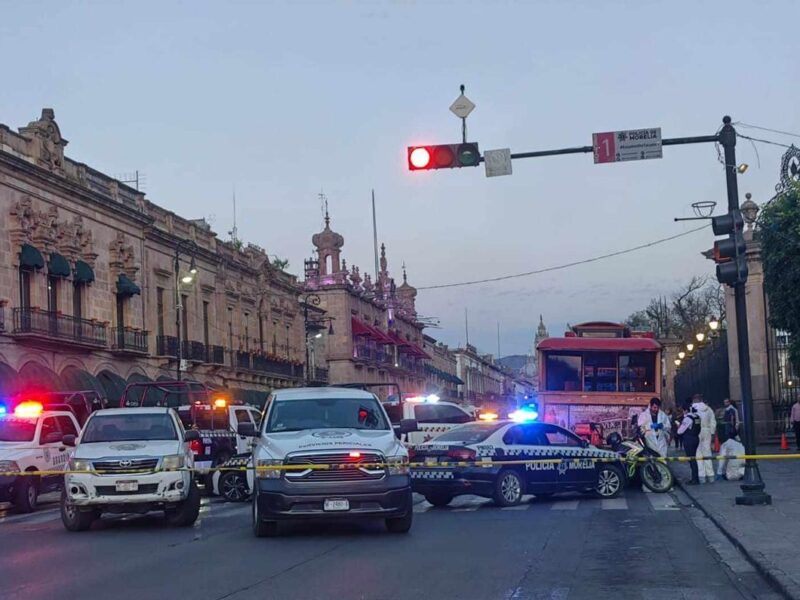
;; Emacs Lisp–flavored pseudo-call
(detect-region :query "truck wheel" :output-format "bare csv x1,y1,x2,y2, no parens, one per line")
252,495,279,537
219,471,250,502
423,492,453,507
165,481,201,526
13,477,38,513
594,464,624,498
493,470,523,507
385,511,413,534
60,491,97,532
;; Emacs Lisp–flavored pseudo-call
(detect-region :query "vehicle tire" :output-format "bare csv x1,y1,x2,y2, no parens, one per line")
252,493,279,537
12,476,38,513
594,464,624,498
385,511,413,534
60,491,97,532
640,461,674,493
493,470,524,507
423,492,453,507
219,471,250,502
204,452,232,494
165,481,201,527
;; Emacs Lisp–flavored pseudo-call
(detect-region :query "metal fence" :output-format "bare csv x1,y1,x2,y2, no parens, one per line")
766,327,798,433
674,333,730,411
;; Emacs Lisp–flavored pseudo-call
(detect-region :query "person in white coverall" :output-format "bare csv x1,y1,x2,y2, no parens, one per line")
637,397,671,458
692,394,717,483
716,436,745,481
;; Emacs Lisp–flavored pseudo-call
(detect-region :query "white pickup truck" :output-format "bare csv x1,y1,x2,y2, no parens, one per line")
0,403,81,512
239,387,418,537
383,397,476,445
60,407,201,531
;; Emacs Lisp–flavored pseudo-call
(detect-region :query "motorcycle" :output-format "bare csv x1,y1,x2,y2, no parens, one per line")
606,429,674,493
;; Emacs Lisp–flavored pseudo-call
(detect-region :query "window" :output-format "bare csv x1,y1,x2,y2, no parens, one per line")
181,294,189,342
539,424,582,447
583,352,617,392
116,295,125,331
73,282,84,321
56,416,78,438
434,422,505,444
619,353,656,392
234,409,254,425
82,413,178,442
156,287,165,338
228,307,234,349
258,315,264,350
202,300,210,347
413,404,472,424
19,268,32,309
266,397,389,432
40,417,60,444
545,354,582,391
244,312,249,351
47,275,59,312
502,424,547,446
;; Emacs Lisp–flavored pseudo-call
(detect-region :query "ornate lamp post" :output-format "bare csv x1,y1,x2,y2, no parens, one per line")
300,293,334,385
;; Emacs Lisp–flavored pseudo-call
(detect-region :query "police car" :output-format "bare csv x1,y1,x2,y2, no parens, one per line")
410,417,625,507
0,401,81,512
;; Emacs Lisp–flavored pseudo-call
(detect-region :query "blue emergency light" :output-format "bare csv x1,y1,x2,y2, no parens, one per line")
0,404,7,416
509,407,538,423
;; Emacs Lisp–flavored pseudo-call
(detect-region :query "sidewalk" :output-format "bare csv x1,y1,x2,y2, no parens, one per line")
672,446,800,599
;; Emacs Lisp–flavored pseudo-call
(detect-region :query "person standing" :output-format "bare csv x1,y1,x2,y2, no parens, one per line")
692,394,717,483
791,397,800,450
637,397,671,457
673,405,684,450
677,401,702,485
723,398,740,441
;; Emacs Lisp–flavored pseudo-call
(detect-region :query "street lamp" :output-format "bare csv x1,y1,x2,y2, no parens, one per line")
678,351,686,360
709,316,720,332
696,332,706,343
174,239,198,381
686,342,695,352
300,293,335,385
674,358,681,367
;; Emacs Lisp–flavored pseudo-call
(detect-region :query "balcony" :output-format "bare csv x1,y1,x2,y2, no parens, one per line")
235,350,252,370
110,327,149,355
11,307,107,349
182,340,207,362
309,366,329,384
207,345,225,364
156,335,179,357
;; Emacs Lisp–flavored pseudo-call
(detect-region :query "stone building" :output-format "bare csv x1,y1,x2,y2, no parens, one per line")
453,344,509,409
422,335,463,401
0,109,308,406
303,213,429,398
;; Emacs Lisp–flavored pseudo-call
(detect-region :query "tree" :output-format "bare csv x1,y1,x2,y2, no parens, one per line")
758,182,800,367
271,257,290,270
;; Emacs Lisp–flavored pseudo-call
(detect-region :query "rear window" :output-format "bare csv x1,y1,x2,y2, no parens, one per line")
0,418,37,442
430,422,504,444
82,413,178,443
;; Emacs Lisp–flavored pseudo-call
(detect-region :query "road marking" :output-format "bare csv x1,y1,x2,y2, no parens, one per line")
601,498,628,510
645,492,680,511
501,503,531,511
550,500,580,510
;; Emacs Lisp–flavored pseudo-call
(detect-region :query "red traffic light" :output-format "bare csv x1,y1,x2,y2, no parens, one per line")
409,147,431,170
407,143,480,171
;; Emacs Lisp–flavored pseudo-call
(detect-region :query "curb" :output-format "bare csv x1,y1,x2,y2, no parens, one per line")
677,479,799,600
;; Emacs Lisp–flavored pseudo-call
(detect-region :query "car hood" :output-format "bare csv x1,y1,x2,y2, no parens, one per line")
261,428,403,458
74,440,182,459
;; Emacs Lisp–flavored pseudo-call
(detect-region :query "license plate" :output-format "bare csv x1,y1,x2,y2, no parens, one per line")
323,498,350,512
115,480,139,492
424,458,438,466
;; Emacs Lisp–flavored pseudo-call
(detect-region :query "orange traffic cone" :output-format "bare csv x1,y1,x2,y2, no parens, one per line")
713,434,721,453
781,433,789,451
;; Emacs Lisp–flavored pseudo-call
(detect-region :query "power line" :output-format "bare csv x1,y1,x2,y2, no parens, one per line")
737,133,793,150
736,122,800,140
417,225,709,290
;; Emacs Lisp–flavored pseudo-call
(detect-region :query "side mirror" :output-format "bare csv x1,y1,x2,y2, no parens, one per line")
399,419,419,434
61,434,76,447
184,430,201,442
237,423,258,437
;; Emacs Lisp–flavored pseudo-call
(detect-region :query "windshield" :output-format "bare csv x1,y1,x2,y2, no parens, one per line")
431,422,504,444
0,418,37,442
81,413,178,443
265,397,389,433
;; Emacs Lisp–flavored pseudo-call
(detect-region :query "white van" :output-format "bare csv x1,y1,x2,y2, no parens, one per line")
239,387,417,537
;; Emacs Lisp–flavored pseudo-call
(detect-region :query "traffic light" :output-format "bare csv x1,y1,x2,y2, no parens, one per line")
407,143,480,171
711,209,747,285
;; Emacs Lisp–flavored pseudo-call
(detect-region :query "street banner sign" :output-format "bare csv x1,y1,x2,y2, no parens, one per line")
484,148,512,177
450,94,475,119
593,127,662,164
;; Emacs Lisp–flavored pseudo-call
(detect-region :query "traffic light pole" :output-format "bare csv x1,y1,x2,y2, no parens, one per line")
719,117,771,505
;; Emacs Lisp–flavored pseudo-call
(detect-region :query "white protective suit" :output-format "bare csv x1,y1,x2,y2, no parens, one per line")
637,408,672,457
693,400,717,480
717,438,745,481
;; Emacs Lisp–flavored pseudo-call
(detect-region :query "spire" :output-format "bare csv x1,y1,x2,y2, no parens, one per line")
380,243,387,273
402,261,407,284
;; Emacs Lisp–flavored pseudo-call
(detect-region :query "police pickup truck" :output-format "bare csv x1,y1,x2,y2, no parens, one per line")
238,387,417,537
383,395,475,445
0,401,81,512
411,419,625,507
60,407,201,531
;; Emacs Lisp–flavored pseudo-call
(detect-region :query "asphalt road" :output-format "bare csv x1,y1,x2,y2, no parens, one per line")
0,489,778,600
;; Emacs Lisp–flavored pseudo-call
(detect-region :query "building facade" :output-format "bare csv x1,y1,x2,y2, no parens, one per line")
454,345,509,409
0,109,308,406
422,334,463,401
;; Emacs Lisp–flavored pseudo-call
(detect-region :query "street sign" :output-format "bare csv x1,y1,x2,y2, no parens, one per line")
179,359,189,372
593,127,662,164
484,148,512,177
450,94,475,119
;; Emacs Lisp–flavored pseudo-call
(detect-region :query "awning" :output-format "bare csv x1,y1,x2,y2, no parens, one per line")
351,317,373,337
97,369,129,405
116,274,141,297
368,325,394,345
19,244,44,270
407,342,431,359
48,252,71,278
0,362,20,398
73,260,95,283
60,367,106,396
17,362,65,393
387,330,410,347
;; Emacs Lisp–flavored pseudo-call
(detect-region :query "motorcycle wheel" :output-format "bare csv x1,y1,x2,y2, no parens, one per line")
640,461,673,493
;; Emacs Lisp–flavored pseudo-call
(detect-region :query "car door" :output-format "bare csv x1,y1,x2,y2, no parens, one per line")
38,416,65,492
413,403,473,444
501,424,556,493
233,408,256,453
539,424,595,489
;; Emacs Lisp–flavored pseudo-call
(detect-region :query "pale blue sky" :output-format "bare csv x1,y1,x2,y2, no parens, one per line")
2,0,798,355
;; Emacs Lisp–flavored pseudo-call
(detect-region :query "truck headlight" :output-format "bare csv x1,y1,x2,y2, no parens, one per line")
68,458,93,473
161,455,185,471
256,459,283,479
0,460,20,473
387,456,409,476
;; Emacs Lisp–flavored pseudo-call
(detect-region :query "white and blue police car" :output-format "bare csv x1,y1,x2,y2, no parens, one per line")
410,415,625,507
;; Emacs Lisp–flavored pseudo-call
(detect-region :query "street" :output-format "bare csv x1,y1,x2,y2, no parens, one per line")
0,488,776,600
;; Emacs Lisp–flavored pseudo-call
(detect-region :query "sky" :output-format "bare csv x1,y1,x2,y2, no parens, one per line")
2,0,798,357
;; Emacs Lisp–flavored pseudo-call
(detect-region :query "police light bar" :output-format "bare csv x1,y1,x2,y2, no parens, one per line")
406,394,440,404
509,408,538,423
478,412,498,421
213,398,227,409
0,404,6,416
14,401,44,419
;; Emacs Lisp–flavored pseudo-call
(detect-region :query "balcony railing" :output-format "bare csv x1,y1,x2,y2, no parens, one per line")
235,350,252,370
111,327,149,354
310,367,329,383
207,345,225,364
182,340,207,362
156,335,179,357
12,307,107,348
